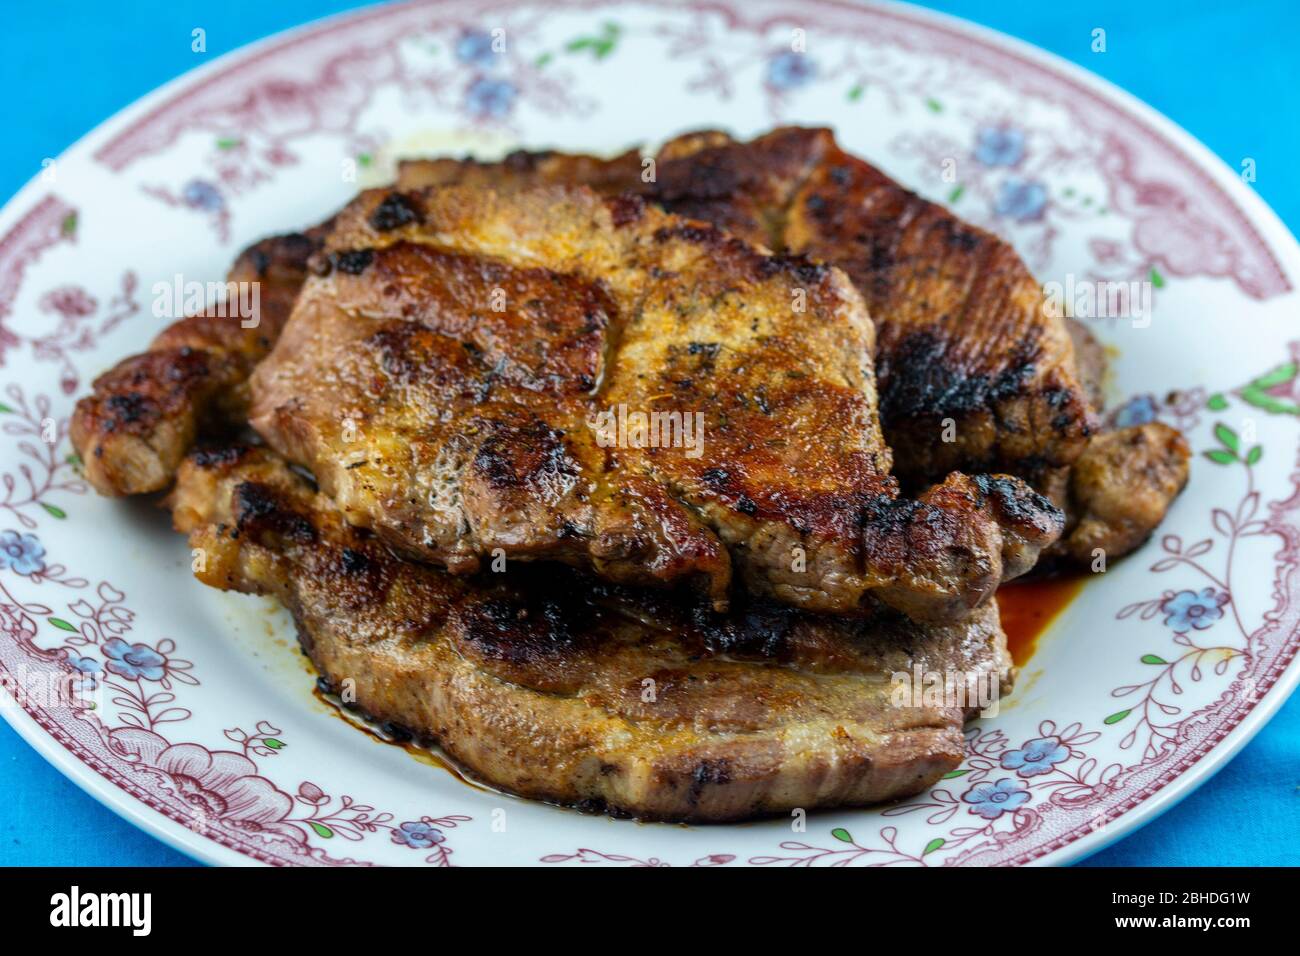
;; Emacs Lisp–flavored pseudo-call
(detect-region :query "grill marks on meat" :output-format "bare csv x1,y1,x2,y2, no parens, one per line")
400,128,1188,565
168,445,1013,822
250,184,1063,618
71,228,326,494
400,128,1098,489
62,127,1193,821
256,227,730,595
644,134,1189,561
780,136,1095,490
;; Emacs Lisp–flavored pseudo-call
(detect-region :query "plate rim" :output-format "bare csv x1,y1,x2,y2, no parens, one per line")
1,0,1297,867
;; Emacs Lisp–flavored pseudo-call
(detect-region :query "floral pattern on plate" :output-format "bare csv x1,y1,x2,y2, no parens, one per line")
2,0,1298,865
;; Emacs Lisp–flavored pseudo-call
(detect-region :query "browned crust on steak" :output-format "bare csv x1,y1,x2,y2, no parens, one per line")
1061,422,1191,563
168,445,1013,822
401,128,1098,487
1066,318,1107,412
70,228,328,495
249,183,1062,619
400,129,1189,567
397,146,646,195
1045,323,1191,565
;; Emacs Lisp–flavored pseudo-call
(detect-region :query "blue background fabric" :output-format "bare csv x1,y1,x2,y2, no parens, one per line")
1,0,1297,867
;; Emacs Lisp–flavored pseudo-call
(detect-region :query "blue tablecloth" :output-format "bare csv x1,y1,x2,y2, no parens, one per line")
1,0,1297,867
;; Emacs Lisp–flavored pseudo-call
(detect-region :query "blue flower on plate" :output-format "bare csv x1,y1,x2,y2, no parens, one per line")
0,530,46,576
464,77,517,119
392,820,446,849
1161,588,1228,632
455,29,499,67
64,650,102,690
766,51,816,90
962,777,1031,820
182,179,224,211
1112,394,1158,428
1000,736,1070,778
64,651,101,676
994,177,1048,222
974,126,1025,167
101,638,168,682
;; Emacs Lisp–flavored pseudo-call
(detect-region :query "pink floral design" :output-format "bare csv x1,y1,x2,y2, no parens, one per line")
39,286,96,319
0,507,471,864
541,849,735,867
0,386,85,528
82,0,1288,299
110,728,310,843
0,198,139,392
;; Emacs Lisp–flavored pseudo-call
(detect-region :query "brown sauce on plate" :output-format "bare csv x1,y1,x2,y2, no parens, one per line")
996,574,1087,666
311,683,492,793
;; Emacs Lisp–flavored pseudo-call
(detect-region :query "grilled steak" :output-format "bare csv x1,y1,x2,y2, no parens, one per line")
70,127,1185,572
400,127,1098,490
249,183,1062,619
72,228,329,495
168,445,1013,822
400,127,1190,563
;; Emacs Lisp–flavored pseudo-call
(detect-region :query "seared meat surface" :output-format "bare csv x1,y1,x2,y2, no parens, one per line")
397,144,645,194
71,228,327,494
1066,318,1108,413
1051,319,1191,563
1060,422,1190,564
250,183,1062,618
169,445,1013,822
401,128,1192,564
70,127,1187,577
62,122,1199,822
401,127,1097,490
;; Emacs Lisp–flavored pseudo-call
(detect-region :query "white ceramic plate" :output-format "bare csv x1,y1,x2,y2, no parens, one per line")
2,0,1298,867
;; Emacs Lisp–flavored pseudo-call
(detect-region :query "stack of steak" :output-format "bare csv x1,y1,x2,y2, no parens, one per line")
71,128,1189,821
